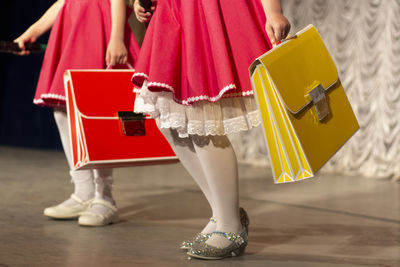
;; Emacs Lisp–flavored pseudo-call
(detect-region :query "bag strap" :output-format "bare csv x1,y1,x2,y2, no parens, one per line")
106,62,134,69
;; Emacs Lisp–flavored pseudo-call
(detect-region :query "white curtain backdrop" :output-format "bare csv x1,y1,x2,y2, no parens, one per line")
232,0,400,181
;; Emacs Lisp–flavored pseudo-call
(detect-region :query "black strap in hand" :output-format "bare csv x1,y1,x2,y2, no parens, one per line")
0,41,46,53
139,0,152,13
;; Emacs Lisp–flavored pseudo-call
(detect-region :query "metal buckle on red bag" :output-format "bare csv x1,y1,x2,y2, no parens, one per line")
309,84,330,121
117,112,146,136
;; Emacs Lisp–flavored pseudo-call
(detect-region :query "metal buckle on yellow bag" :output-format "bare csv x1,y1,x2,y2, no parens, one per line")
117,112,146,136
309,84,330,121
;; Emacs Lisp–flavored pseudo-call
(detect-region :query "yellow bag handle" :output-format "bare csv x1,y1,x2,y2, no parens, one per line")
272,34,298,48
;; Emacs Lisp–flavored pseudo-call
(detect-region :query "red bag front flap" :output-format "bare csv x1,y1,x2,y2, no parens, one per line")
67,70,136,117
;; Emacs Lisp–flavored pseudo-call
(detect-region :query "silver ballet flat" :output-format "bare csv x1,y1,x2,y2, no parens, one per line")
239,207,250,235
180,207,249,251
187,229,248,260
180,217,216,250
180,232,213,250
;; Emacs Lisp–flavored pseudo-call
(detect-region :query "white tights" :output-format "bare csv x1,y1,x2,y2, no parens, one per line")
160,128,242,247
53,109,114,205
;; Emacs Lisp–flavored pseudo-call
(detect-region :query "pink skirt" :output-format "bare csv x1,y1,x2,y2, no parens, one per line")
132,0,272,105
34,0,139,107
132,0,272,137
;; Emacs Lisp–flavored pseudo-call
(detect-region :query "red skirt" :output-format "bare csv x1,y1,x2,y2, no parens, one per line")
34,0,139,107
132,0,272,105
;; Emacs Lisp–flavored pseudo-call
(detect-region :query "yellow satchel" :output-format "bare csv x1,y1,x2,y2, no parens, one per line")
249,25,359,184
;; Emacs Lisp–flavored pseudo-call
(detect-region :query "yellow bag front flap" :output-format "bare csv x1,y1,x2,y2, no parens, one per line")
250,25,338,115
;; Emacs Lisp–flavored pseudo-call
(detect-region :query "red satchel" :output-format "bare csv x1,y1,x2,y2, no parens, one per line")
64,69,178,170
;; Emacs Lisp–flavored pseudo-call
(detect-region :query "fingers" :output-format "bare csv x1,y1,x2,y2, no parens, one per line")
15,39,26,50
106,51,111,66
115,54,128,65
137,12,151,23
120,55,128,65
265,24,276,45
136,10,151,22
106,53,128,66
278,24,291,40
151,0,157,10
13,38,30,56
274,24,285,42
134,0,152,23
266,21,291,45
19,50,30,56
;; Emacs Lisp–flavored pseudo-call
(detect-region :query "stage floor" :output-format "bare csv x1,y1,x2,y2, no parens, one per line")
0,146,399,267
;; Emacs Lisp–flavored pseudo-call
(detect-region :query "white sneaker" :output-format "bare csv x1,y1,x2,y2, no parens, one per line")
78,198,119,226
43,194,93,219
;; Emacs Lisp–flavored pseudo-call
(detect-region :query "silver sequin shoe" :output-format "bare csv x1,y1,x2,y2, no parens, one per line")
239,207,249,235
180,217,217,250
187,229,248,260
180,207,249,251
180,232,213,251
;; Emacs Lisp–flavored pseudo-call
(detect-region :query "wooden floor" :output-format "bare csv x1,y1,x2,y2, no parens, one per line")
0,146,399,267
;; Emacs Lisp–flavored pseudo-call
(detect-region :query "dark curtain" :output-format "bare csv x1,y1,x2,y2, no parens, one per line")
0,0,61,149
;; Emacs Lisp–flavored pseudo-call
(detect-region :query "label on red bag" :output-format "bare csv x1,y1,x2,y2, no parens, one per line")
118,112,146,136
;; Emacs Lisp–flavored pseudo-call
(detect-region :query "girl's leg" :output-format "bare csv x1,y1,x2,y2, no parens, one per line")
78,168,119,226
43,109,94,219
53,109,117,226
53,108,94,204
93,169,115,204
160,128,217,234
192,135,242,248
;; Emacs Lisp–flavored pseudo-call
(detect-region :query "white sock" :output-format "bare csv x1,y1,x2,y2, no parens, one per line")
54,109,95,206
193,135,242,248
160,128,217,234
86,169,117,216
93,169,115,204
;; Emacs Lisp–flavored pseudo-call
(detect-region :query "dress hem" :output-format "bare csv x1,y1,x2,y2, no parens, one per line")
132,72,254,106
33,93,67,108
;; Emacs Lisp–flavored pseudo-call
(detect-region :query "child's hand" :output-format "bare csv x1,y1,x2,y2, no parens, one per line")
133,0,155,23
265,12,291,45
106,39,128,66
13,28,40,55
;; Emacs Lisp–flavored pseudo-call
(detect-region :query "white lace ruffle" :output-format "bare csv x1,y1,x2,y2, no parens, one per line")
134,81,261,138
33,93,67,106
